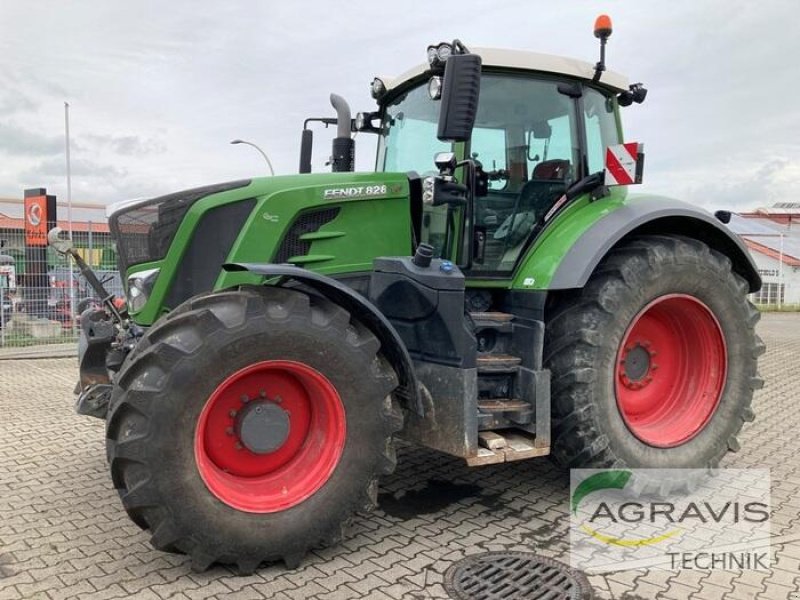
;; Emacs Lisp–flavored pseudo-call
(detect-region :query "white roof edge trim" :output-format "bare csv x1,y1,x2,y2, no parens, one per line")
106,197,151,219
384,47,629,93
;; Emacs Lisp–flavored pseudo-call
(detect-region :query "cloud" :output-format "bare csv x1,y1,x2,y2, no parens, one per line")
19,157,127,181
83,133,166,156
0,123,63,156
0,90,38,117
646,156,800,211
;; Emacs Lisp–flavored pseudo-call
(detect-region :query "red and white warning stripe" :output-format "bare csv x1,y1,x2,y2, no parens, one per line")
605,142,643,186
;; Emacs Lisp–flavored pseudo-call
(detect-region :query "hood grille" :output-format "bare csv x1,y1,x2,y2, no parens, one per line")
273,207,340,264
109,180,250,274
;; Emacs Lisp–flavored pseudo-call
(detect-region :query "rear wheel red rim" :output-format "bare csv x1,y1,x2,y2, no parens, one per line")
615,294,727,448
194,360,346,513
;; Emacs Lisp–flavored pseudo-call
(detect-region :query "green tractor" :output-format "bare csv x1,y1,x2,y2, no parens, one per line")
51,16,763,573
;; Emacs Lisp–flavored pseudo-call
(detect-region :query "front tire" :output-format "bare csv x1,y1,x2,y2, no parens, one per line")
106,286,402,573
545,235,764,478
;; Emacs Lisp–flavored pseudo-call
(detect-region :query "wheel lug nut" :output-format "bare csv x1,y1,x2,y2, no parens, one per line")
235,442,243,451
229,410,237,418
241,395,249,404
274,396,283,404
226,427,234,436
259,390,267,398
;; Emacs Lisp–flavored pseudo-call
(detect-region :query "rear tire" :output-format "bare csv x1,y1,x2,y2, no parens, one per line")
545,235,764,485
106,286,402,573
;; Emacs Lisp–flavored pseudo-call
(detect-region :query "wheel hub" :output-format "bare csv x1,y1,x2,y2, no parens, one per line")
619,342,656,390
235,401,290,454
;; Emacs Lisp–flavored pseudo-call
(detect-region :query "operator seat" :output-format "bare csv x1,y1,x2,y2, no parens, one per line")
492,159,573,269
517,159,571,217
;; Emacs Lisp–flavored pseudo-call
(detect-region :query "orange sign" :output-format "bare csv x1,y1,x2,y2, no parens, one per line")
24,195,48,246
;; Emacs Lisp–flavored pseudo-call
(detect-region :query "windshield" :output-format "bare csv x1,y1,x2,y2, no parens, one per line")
378,83,452,174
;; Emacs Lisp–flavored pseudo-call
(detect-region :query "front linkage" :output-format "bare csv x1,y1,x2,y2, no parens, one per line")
48,227,142,418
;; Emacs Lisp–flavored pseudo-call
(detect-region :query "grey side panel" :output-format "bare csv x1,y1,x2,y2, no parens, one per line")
549,197,761,292
223,262,422,415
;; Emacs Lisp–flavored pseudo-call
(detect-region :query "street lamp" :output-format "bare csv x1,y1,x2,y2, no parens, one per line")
230,139,275,176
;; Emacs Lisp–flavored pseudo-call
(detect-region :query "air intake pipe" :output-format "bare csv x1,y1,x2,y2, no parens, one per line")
329,93,354,172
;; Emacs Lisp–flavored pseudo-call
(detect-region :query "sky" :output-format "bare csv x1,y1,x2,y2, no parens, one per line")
0,0,797,211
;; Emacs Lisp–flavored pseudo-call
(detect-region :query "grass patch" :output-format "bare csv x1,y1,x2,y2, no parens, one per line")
0,332,78,347
755,304,800,312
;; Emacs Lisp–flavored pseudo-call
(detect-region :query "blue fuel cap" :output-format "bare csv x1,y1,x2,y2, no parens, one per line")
440,260,454,273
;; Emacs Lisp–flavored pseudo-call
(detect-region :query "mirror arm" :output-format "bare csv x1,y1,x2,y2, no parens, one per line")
48,228,126,322
457,160,478,268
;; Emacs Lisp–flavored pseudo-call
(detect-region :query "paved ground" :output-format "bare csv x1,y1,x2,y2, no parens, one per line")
0,343,76,361
0,313,799,600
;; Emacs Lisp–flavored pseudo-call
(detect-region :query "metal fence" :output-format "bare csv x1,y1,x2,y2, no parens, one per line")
0,227,123,348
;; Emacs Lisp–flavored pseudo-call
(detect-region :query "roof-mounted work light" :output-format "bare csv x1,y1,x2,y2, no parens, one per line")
370,77,387,100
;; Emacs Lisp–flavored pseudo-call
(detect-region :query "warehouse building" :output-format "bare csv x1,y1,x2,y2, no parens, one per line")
728,202,800,306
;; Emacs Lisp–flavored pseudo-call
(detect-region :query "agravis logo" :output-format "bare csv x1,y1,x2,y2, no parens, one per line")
571,470,680,547
569,469,771,572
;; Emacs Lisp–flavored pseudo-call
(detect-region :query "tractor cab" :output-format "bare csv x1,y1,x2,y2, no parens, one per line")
376,54,627,275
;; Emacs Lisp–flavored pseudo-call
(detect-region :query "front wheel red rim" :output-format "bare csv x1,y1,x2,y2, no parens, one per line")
194,360,346,513
615,294,727,448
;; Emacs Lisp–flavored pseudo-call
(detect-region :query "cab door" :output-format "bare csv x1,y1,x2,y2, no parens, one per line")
465,74,581,277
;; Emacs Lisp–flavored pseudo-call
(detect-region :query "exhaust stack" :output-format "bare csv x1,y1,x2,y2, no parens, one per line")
329,94,354,172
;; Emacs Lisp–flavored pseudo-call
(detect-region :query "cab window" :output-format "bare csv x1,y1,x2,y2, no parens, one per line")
471,127,507,190
583,88,621,174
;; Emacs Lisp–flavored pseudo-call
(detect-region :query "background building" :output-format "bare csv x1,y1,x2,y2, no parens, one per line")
0,197,117,288
728,203,800,306
0,197,122,343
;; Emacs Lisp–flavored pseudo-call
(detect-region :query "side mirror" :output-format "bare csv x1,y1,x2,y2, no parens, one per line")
604,142,644,186
299,129,313,174
437,54,482,142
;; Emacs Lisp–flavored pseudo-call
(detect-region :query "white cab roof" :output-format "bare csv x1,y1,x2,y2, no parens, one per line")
384,47,629,93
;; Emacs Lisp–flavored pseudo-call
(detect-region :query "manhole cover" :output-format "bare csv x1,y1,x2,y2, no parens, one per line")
443,551,593,600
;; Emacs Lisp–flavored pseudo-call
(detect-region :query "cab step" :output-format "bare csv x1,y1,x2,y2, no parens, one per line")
476,354,521,374
468,429,550,466
470,311,514,330
477,398,530,413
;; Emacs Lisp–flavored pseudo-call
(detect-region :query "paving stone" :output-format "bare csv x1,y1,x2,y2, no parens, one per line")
692,582,737,600
0,314,797,599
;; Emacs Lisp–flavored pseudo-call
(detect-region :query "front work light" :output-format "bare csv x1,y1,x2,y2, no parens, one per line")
428,76,442,100
422,176,435,205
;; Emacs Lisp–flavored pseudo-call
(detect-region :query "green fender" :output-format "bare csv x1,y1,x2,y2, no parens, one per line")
513,192,761,293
